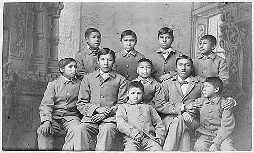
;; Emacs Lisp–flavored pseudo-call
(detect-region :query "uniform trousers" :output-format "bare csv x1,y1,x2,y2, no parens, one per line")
37,118,80,150
123,136,162,151
194,134,235,151
74,122,118,151
163,115,199,151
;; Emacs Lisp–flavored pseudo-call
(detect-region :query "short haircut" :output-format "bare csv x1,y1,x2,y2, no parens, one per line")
120,30,137,41
176,54,193,66
204,77,223,94
97,48,116,61
58,58,76,74
158,27,173,38
200,34,217,46
128,81,144,93
85,28,101,39
138,58,153,68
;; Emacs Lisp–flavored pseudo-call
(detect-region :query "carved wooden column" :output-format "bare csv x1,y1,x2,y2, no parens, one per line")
219,2,252,151
31,2,48,72
47,2,64,73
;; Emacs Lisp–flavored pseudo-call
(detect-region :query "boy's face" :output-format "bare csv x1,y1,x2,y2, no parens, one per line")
202,82,219,98
60,61,77,80
98,53,114,73
137,61,152,79
121,35,137,52
198,39,215,55
176,59,192,79
86,32,101,50
128,87,143,104
158,33,173,50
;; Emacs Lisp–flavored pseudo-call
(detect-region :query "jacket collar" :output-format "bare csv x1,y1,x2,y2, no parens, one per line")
59,75,77,84
121,49,137,57
95,69,117,78
171,75,199,84
197,52,216,59
206,95,221,104
134,76,154,84
156,47,176,54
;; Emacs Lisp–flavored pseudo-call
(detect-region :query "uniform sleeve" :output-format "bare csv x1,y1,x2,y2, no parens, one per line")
77,75,99,117
213,101,235,145
150,106,165,141
154,81,183,115
116,105,140,139
39,82,55,123
75,52,86,76
218,58,229,85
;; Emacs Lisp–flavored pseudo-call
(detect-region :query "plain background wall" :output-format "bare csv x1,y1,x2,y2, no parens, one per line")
59,2,193,59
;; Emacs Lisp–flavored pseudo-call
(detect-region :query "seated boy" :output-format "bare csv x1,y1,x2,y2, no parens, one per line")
74,48,127,151
116,81,165,151
132,58,162,106
75,28,101,79
147,27,182,82
193,77,235,151
115,29,144,81
37,58,81,150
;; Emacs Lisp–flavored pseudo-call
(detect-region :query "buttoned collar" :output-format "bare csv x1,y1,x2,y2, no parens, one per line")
206,95,221,104
197,51,216,59
134,76,154,84
87,45,100,55
121,49,137,57
171,75,199,83
177,76,191,84
126,100,143,105
95,69,116,78
59,75,77,84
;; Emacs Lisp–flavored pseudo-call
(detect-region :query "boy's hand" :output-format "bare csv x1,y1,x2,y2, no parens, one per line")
134,132,144,142
155,138,162,145
209,143,219,151
182,112,193,123
95,107,107,114
186,102,202,110
91,114,106,123
222,97,236,110
40,121,52,136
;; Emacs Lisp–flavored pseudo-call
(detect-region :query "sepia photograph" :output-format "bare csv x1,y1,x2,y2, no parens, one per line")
1,0,252,152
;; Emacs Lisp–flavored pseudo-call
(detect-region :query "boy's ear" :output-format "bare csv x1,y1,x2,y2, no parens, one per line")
212,44,216,50
59,67,64,73
215,87,220,93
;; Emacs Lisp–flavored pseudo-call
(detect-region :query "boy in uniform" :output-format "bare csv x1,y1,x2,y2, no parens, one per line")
75,28,101,79
147,27,182,82
115,30,144,81
37,58,81,150
193,35,229,85
193,77,235,151
132,58,162,106
74,48,127,151
116,81,165,151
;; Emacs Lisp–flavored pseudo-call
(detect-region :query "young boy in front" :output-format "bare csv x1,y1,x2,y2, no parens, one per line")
116,81,165,151
115,30,144,81
75,28,101,79
74,48,127,151
147,27,182,82
132,58,162,106
193,77,235,151
193,34,229,85
37,58,81,150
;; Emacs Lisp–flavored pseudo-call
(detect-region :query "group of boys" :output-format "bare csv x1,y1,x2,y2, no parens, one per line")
37,27,236,151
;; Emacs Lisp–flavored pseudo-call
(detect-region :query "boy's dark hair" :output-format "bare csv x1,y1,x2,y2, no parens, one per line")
85,28,101,39
128,81,144,93
138,58,153,68
204,77,223,94
97,48,116,61
58,58,76,74
176,54,193,66
120,30,137,41
158,27,174,38
200,34,217,46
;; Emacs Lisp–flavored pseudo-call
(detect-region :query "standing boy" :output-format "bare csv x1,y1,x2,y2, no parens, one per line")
116,81,165,151
132,58,162,106
115,30,144,81
193,77,235,151
75,48,127,151
37,58,81,150
193,34,229,85
147,27,182,82
75,28,101,79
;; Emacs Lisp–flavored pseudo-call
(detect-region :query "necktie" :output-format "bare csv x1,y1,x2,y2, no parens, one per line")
179,80,188,86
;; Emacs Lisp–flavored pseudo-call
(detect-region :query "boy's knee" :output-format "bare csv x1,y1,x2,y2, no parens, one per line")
101,123,117,132
194,141,207,151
